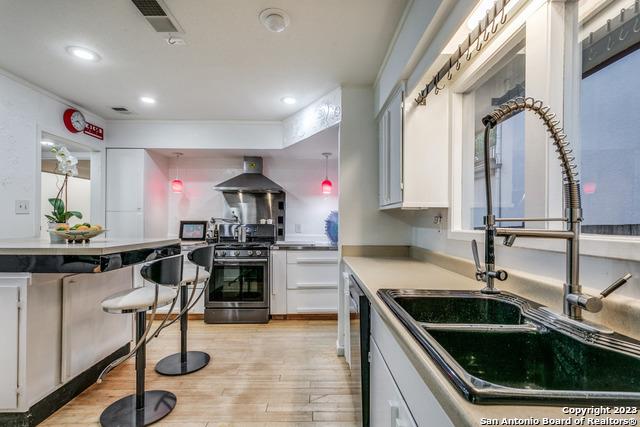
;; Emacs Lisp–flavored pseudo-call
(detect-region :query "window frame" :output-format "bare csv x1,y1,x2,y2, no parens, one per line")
447,0,640,262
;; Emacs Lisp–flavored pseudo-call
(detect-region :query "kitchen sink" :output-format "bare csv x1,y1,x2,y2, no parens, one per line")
378,289,640,405
393,292,526,325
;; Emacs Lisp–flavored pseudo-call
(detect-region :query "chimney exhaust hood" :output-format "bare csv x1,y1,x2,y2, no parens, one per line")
214,157,284,193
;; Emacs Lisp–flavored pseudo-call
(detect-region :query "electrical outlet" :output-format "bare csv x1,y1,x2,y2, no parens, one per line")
15,200,30,214
294,224,302,233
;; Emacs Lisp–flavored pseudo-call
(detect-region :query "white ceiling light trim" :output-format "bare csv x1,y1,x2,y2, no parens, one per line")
259,8,290,33
41,140,55,146
65,46,101,62
281,96,297,105
140,96,157,104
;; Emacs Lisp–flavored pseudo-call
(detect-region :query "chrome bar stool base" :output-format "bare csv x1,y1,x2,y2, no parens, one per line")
99,390,177,427
155,351,210,376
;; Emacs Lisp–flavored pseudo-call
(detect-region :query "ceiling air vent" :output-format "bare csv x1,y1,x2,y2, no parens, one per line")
130,0,184,33
111,107,134,115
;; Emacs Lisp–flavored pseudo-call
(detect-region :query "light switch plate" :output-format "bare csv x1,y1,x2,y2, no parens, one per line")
294,223,302,233
15,200,30,214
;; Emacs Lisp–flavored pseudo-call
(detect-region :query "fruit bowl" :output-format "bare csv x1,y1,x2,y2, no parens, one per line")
51,227,106,242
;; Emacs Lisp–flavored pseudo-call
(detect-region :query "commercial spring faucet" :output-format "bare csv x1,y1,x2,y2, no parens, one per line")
472,97,632,321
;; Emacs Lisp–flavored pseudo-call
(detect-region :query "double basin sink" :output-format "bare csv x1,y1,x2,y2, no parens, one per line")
378,289,640,405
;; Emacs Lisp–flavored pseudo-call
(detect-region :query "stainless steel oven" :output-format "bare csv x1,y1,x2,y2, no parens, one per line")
205,244,270,323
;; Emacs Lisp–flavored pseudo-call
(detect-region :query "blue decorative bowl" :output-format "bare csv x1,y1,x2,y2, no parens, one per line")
324,211,339,245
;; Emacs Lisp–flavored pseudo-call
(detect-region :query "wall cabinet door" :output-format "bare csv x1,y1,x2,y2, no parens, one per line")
106,149,144,212
0,285,20,410
379,86,403,208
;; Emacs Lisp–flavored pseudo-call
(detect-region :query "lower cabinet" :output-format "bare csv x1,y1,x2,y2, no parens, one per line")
370,339,417,427
371,308,453,426
0,277,23,411
270,249,340,315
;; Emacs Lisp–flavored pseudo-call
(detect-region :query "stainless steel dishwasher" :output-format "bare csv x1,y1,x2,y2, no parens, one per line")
349,275,370,427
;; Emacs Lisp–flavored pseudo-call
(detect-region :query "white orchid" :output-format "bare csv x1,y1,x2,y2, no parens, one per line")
50,145,78,177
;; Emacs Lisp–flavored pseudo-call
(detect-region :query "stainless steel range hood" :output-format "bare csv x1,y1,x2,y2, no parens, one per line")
214,157,284,193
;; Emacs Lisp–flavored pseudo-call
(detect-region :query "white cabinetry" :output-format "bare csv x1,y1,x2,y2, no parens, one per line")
379,84,404,208
371,340,417,427
371,308,453,426
378,82,449,210
0,278,23,410
270,250,288,315
106,149,169,239
286,250,339,314
269,250,340,315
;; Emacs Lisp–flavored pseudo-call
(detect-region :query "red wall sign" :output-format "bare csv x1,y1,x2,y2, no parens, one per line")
84,122,104,140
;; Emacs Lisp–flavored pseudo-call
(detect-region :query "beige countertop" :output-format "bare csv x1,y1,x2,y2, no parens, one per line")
343,255,638,427
0,238,180,256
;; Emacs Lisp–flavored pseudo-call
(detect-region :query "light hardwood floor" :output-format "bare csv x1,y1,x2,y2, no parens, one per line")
43,320,359,427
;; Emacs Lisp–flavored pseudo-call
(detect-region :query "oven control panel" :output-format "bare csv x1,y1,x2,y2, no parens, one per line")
215,247,269,258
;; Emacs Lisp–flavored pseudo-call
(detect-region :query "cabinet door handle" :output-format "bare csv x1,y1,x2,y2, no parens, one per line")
389,401,408,427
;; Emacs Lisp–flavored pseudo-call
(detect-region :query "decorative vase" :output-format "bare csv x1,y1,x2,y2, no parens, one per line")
324,211,339,246
48,223,66,243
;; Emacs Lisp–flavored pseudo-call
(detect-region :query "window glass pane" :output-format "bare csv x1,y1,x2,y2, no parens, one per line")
580,44,640,236
463,46,526,230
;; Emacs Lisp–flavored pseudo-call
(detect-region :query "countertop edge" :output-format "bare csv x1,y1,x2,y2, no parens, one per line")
0,238,181,256
343,256,478,427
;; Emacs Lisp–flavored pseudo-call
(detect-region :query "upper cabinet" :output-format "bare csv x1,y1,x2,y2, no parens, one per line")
378,82,449,210
379,84,404,207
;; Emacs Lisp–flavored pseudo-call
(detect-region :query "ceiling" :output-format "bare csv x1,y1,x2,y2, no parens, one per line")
150,124,338,160
0,0,407,121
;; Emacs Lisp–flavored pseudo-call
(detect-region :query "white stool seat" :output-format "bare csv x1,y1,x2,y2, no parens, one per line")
181,269,209,285
102,284,177,314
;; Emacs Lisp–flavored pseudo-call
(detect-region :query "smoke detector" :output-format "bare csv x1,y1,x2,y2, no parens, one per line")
259,8,290,33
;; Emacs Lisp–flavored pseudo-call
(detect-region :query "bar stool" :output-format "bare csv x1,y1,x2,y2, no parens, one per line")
155,245,214,376
98,255,183,427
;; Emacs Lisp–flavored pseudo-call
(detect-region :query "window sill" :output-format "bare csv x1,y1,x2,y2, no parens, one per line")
447,228,640,262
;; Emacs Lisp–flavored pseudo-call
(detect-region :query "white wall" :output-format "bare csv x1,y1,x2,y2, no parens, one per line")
106,120,283,150
166,155,338,242
0,71,106,239
339,86,412,246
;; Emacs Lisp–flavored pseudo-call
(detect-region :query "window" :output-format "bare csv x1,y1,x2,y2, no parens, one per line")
579,12,640,236
461,44,526,230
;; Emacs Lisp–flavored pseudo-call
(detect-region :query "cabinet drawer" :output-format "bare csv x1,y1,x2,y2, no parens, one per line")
286,289,338,314
286,263,339,290
286,250,339,265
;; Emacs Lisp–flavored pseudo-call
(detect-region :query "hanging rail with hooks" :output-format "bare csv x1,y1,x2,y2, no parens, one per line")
414,0,511,106
582,2,640,78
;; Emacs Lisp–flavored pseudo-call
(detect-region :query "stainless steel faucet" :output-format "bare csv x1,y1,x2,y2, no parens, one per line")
473,97,632,320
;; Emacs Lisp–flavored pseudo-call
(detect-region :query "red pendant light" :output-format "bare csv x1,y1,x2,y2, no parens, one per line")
321,152,333,194
171,152,184,193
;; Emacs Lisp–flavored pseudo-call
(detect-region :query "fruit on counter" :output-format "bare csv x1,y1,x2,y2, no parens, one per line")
56,223,104,232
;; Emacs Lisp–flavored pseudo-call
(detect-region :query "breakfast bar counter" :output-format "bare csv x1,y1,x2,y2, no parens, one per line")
0,238,181,273
0,237,180,426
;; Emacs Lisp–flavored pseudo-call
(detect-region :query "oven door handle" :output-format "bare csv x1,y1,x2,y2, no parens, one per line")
214,258,269,264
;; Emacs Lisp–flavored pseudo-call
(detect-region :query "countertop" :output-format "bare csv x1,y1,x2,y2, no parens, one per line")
343,256,637,426
272,241,338,251
0,238,180,255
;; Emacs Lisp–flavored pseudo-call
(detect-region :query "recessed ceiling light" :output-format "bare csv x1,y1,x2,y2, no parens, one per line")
41,140,54,146
65,46,101,62
140,96,156,104
281,96,296,105
259,8,290,33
